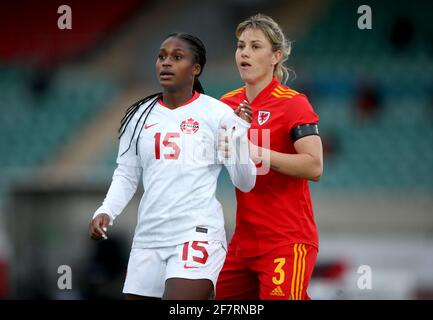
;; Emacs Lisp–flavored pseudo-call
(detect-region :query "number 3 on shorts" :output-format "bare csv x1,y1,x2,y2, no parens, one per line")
272,258,286,285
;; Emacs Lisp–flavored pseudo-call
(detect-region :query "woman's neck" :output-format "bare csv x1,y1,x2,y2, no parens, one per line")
162,87,194,109
245,73,274,102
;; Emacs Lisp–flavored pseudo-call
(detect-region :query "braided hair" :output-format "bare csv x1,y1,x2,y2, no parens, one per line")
118,33,207,157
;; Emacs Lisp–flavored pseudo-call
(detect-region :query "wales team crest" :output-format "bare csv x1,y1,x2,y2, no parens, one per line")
258,111,271,125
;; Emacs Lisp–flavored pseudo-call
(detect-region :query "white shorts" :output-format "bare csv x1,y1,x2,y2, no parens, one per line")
123,240,226,298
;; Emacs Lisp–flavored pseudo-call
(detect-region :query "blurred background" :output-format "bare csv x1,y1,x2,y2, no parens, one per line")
0,0,432,300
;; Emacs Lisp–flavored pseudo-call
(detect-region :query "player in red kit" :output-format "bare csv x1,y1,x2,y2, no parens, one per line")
216,14,323,300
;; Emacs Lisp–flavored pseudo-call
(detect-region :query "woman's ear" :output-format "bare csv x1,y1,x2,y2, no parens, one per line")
272,50,282,67
193,64,201,77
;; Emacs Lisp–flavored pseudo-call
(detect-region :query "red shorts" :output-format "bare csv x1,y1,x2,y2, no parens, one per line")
216,242,317,300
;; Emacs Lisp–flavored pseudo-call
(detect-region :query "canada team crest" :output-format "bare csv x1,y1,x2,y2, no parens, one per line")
180,118,200,134
258,111,271,125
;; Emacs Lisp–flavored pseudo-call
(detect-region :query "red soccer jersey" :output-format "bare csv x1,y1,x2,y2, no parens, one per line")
220,77,320,257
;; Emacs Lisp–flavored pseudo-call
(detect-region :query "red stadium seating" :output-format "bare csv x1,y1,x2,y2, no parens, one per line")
0,0,143,64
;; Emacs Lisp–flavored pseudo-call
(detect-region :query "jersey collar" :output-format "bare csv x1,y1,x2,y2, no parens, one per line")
158,91,200,109
245,76,280,105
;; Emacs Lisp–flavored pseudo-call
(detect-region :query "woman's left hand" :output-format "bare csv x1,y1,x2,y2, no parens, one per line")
234,100,253,123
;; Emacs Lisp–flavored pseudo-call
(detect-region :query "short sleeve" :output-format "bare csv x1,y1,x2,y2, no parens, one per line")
220,93,243,111
286,94,319,133
116,119,142,167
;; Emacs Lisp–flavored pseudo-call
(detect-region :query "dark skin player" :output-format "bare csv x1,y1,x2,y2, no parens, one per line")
89,35,252,300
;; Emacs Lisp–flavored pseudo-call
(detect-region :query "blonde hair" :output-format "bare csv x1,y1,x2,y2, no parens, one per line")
236,13,293,83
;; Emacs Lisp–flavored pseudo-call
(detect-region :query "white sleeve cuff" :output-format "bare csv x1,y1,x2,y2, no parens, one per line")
92,208,115,226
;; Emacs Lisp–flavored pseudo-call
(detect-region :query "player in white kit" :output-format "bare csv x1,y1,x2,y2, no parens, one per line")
89,33,256,300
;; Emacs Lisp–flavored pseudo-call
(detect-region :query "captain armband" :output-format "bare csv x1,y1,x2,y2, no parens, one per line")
290,124,320,143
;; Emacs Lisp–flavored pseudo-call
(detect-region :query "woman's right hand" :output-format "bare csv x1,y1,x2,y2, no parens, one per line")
89,214,110,240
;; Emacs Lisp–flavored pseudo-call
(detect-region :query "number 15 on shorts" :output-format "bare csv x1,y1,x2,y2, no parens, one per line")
182,241,209,269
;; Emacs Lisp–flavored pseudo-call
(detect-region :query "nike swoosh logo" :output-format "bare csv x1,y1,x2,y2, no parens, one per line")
144,123,158,129
183,263,199,269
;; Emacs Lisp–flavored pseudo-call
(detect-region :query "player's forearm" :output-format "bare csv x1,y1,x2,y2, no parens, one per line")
93,164,142,223
227,159,256,192
225,135,256,192
255,147,322,180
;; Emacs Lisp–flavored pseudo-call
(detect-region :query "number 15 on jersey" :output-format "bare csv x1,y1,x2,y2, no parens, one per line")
154,132,181,160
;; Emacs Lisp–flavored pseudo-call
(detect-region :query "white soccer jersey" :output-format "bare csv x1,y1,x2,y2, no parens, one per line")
93,92,256,249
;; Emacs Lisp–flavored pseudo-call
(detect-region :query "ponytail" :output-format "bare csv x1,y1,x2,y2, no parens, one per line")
193,78,205,94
